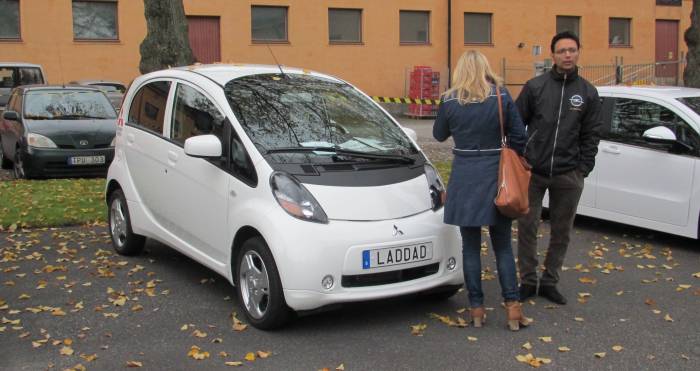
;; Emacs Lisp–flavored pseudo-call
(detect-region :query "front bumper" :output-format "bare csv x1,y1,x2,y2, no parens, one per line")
23,147,114,178
266,210,464,311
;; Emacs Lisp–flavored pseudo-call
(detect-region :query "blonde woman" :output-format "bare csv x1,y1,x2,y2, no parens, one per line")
433,50,529,330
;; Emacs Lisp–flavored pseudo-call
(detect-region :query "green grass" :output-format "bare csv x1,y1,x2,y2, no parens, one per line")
0,178,106,230
0,163,453,230
434,161,452,184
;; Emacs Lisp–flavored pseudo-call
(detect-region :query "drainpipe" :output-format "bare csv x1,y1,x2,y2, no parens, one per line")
447,0,452,88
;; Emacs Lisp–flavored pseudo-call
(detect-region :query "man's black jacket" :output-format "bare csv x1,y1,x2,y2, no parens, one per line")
515,66,602,177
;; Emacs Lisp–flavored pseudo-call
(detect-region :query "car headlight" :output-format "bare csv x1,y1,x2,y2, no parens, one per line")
270,171,328,224
26,133,58,149
425,163,446,211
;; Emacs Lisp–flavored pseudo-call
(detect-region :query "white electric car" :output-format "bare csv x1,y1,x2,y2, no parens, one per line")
105,64,463,329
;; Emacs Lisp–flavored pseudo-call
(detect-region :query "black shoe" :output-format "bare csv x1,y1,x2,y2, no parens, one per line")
519,284,537,302
539,285,567,305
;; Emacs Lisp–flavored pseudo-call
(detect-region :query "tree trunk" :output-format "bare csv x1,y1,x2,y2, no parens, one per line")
684,0,700,87
139,0,194,74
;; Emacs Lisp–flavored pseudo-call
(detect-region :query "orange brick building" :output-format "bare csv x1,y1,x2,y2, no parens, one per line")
0,0,692,97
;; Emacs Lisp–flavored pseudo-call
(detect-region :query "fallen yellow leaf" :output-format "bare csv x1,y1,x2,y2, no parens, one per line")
664,314,674,322
467,336,478,342
612,345,623,352
126,361,143,367
522,342,533,350
410,323,427,336
594,352,606,358
257,350,271,359
80,353,98,362
60,346,74,356
336,364,345,371
225,361,243,366
193,329,207,338
231,312,248,332
578,277,597,284
574,317,584,322
538,336,552,343
244,352,256,361
558,346,571,352
187,346,210,360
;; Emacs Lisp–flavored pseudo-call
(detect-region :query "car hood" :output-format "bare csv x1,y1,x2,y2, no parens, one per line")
25,118,117,148
304,174,432,221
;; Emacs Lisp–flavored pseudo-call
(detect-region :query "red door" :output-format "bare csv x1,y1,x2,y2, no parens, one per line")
187,16,221,64
655,20,679,80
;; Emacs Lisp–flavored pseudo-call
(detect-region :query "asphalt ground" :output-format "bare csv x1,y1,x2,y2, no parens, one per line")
1,116,699,370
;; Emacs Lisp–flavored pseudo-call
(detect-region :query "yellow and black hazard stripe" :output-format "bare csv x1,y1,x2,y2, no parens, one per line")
371,96,440,105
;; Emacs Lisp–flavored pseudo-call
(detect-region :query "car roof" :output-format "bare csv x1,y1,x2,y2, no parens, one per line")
149,63,343,86
19,84,102,92
597,85,700,99
70,79,125,86
0,62,43,68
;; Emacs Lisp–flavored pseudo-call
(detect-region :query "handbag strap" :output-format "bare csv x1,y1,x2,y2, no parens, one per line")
496,87,507,148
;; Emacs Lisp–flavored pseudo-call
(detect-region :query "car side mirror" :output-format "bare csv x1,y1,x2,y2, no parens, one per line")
2,110,19,121
642,126,676,143
401,126,418,142
184,134,222,158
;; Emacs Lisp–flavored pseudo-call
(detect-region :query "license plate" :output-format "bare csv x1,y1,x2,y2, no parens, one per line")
68,155,105,165
362,242,433,269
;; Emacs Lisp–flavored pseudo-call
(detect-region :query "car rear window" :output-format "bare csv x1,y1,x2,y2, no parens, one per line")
0,67,44,88
23,90,117,120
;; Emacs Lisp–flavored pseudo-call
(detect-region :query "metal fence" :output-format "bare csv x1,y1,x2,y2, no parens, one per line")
503,58,688,88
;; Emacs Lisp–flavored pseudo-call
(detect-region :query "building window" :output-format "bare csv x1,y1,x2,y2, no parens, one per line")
464,13,491,44
251,6,288,42
656,0,682,6
400,10,429,44
556,16,580,37
72,0,118,40
609,18,631,46
329,8,362,43
0,0,20,40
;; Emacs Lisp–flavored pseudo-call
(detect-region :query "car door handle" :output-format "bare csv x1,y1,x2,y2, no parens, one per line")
602,146,620,155
167,151,178,164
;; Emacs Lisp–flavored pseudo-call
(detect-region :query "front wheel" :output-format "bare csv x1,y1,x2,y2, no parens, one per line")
108,189,145,255
234,237,291,329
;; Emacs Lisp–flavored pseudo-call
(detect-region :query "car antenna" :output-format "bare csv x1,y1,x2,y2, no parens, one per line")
266,44,286,77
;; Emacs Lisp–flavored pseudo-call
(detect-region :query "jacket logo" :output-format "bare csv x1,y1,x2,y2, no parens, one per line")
570,95,584,107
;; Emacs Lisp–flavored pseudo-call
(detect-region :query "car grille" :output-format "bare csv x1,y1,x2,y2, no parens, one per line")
58,143,110,149
341,263,440,288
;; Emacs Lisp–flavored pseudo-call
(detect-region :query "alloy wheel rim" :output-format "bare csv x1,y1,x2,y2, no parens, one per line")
239,250,270,319
110,197,127,248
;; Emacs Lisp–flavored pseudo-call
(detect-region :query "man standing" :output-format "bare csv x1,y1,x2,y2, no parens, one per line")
515,31,602,305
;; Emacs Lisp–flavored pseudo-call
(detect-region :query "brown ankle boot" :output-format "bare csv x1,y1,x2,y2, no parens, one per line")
469,307,486,327
504,301,531,331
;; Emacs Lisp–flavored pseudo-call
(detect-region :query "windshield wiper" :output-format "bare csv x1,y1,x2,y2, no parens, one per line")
266,146,415,164
23,115,52,120
52,114,111,120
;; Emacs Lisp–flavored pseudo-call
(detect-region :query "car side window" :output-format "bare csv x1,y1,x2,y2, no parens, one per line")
170,83,224,146
230,129,257,186
127,81,171,135
610,98,690,149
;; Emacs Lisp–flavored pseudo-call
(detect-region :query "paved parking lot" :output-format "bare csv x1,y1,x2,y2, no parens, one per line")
1,116,699,370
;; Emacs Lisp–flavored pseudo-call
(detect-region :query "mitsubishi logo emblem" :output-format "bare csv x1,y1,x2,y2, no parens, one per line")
79,140,89,146
392,225,404,237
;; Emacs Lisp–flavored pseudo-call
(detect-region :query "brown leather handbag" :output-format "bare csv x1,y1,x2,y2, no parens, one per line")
494,89,532,218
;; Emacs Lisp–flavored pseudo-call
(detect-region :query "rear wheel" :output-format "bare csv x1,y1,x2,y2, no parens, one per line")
0,139,11,169
108,189,145,255
234,237,291,329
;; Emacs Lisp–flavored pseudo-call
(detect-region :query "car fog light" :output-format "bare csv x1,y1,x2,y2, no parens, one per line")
447,257,457,271
321,275,334,290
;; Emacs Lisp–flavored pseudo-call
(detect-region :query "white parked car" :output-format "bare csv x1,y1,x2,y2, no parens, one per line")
106,64,463,328
545,86,700,239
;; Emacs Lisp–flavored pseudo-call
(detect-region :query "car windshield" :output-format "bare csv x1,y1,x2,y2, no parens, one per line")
224,74,416,158
676,96,700,116
0,67,44,88
23,90,117,119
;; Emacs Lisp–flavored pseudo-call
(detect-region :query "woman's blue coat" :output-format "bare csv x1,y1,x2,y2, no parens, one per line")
433,87,528,227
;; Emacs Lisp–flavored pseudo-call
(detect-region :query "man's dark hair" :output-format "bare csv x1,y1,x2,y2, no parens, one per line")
550,31,580,52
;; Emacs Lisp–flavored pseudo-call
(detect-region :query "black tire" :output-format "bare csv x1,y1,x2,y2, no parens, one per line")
13,147,27,179
0,139,11,169
419,285,462,301
234,237,292,329
107,189,145,256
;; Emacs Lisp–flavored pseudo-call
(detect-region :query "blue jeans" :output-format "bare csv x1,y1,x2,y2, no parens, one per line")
460,220,519,308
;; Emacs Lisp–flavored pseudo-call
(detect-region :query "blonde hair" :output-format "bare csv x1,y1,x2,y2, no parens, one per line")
443,50,502,104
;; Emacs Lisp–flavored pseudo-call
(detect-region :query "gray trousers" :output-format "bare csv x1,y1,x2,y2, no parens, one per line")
517,169,584,287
